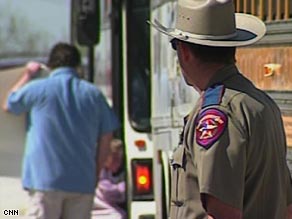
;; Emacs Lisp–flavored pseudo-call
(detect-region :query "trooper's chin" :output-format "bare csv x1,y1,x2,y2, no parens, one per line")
185,80,192,86
183,77,192,86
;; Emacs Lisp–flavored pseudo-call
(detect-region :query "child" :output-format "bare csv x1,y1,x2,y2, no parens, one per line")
91,139,126,219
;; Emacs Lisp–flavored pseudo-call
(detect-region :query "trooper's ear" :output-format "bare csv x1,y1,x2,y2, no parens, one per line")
178,42,192,63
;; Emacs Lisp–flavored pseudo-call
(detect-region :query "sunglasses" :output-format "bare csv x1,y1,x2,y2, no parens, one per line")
170,39,178,51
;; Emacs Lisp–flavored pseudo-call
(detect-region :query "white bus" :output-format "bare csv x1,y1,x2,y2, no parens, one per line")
75,1,199,218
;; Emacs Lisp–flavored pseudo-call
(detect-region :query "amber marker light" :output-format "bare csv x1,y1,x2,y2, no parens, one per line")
134,139,146,150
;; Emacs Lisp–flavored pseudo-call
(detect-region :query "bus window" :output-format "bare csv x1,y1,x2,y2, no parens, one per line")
126,0,151,132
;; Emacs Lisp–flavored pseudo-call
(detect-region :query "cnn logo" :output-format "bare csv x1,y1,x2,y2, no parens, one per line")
2,209,19,216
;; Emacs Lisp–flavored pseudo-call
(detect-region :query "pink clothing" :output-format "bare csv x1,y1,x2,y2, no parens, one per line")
91,169,126,219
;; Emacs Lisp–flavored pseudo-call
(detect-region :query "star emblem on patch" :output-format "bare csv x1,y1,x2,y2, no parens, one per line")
195,108,227,149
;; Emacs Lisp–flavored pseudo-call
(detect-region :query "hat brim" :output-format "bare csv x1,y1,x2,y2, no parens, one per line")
149,13,266,47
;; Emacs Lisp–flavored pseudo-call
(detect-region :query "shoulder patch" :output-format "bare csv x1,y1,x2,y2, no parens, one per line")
195,108,227,149
202,84,225,108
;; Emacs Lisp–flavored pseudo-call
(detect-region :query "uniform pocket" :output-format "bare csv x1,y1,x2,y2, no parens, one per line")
170,145,186,206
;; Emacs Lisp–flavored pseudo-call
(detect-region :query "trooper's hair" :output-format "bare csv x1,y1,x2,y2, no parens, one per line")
47,42,81,69
184,41,236,64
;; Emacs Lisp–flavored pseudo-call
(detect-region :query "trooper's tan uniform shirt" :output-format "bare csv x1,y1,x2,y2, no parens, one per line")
170,64,292,219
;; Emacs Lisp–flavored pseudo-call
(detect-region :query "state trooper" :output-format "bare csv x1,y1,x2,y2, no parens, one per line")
150,0,292,218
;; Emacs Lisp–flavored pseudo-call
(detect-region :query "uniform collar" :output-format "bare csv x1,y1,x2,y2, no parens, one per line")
50,67,79,78
205,64,239,89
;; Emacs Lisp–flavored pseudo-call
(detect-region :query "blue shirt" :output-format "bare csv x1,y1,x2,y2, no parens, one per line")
7,67,119,193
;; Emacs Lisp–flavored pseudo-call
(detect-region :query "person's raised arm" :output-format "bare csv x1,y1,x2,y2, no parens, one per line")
2,61,41,111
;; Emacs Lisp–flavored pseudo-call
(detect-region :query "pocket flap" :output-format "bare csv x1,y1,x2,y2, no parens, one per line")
171,145,185,168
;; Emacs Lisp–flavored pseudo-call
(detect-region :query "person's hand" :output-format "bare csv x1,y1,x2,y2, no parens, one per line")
117,181,126,192
25,61,41,78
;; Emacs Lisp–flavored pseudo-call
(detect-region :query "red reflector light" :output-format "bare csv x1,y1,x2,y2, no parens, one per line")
132,159,153,200
136,165,151,191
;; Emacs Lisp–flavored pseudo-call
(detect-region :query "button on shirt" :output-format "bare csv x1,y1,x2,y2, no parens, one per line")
7,67,119,194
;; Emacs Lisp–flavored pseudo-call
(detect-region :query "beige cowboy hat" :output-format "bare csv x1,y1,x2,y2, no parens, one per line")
149,0,266,47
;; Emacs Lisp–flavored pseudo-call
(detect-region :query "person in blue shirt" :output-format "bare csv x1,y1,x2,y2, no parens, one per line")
2,42,120,219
